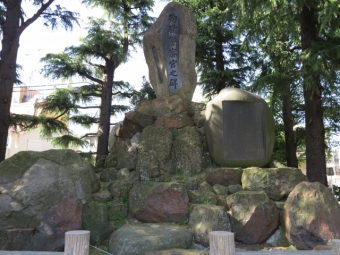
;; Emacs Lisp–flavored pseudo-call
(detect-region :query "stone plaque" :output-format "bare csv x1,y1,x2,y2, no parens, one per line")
222,101,266,160
161,10,183,93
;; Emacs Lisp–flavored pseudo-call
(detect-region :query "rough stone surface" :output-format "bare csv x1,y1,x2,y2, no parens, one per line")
188,102,206,127
118,111,155,140
228,184,243,194
205,87,275,167
171,127,203,174
92,191,112,203
242,167,308,201
145,249,209,255
100,167,119,182
266,226,290,247
82,201,114,245
109,224,193,255
212,184,228,195
188,204,231,247
105,139,138,170
129,182,189,223
0,150,99,251
205,167,243,187
226,191,279,244
109,121,123,151
182,175,217,205
143,2,197,101
136,95,187,116
137,126,173,181
154,113,193,128
283,181,340,250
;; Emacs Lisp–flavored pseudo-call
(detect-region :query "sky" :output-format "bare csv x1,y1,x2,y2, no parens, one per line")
17,0,167,93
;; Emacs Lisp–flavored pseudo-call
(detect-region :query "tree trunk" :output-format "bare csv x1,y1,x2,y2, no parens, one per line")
0,0,22,162
282,82,298,168
300,5,327,185
215,38,225,93
96,60,114,159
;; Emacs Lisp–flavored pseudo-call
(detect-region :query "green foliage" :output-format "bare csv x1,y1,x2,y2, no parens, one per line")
333,185,340,202
178,219,188,226
172,130,179,140
130,76,156,107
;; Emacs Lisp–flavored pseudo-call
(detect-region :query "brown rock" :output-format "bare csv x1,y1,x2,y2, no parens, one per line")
283,181,340,250
118,111,154,139
129,182,189,223
154,113,193,128
27,196,82,251
226,191,279,244
136,95,188,116
0,228,35,250
205,167,243,186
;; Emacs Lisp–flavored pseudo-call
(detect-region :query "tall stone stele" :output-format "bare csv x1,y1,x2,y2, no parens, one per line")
205,88,275,167
143,2,197,102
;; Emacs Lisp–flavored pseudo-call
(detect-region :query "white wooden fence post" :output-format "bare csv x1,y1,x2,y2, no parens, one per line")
332,239,340,255
209,231,235,255
64,230,90,255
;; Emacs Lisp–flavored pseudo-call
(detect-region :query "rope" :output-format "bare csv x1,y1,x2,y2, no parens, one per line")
90,245,113,255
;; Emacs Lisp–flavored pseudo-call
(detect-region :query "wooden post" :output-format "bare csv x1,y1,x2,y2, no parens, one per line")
332,239,340,255
64,230,90,255
209,231,235,255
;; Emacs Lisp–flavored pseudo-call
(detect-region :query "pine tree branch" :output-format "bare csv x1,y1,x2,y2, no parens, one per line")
75,105,100,109
80,133,98,139
18,0,55,35
77,68,103,84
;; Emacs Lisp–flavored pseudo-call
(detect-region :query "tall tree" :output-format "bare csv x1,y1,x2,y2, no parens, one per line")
0,0,79,162
40,17,145,159
234,0,340,185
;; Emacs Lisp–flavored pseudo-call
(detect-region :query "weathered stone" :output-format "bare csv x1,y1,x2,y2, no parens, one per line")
187,189,217,205
137,126,173,181
82,201,114,245
266,226,290,247
108,121,122,152
105,139,138,170
154,113,193,128
188,204,231,247
205,88,275,167
205,167,243,186
143,2,197,101
26,196,82,251
100,167,118,182
188,102,206,127
242,167,308,201
118,111,155,140
171,127,203,174
0,228,35,251
228,184,242,194
129,182,189,223
145,249,209,255
212,184,228,195
283,181,340,250
216,195,230,211
226,191,279,244
136,95,188,116
0,150,99,231
92,191,112,203
109,224,193,255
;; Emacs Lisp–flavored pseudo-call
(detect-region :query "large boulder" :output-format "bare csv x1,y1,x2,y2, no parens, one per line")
118,111,155,140
129,182,189,223
136,126,173,181
242,167,308,201
109,224,193,255
205,88,275,167
154,113,193,128
105,139,138,170
143,2,197,101
283,181,340,250
205,167,243,187
226,191,279,244
188,204,231,247
82,201,114,245
0,149,99,251
171,127,203,174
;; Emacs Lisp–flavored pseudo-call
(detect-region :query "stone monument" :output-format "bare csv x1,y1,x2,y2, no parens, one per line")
205,88,275,167
143,2,197,102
